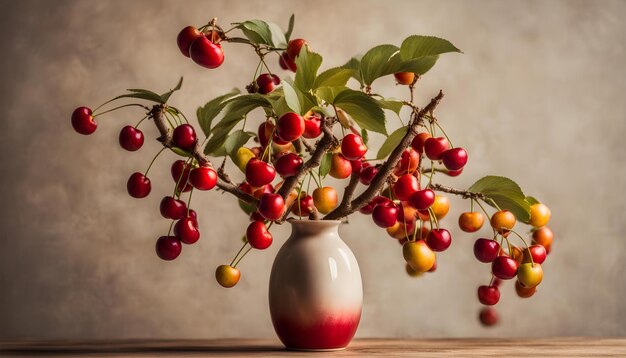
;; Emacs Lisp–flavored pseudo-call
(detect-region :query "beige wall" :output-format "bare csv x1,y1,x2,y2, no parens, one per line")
1,0,625,339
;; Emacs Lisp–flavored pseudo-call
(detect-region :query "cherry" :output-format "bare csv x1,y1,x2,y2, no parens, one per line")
428,258,437,272
396,201,418,224
257,122,274,148
393,72,415,85
359,196,391,215
492,256,519,280
303,114,322,138
274,153,303,177
490,210,516,234
350,159,365,174
312,186,338,214
174,216,200,244
329,153,353,179
189,35,224,69
458,212,484,233
372,202,398,228
403,240,436,273
127,172,151,198
118,125,144,151
160,196,187,220
188,209,198,222
479,307,499,327
279,51,297,72
172,124,197,150
387,219,416,240
286,38,307,59
446,168,463,177
532,227,554,253
517,263,543,288
492,278,503,287
176,26,203,57
71,107,97,135
256,73,281,95
510,246,524,264
426,228,452,252
155,236,182,261
529,203,551,227
441,147,468,171
292,194,315,217
408,189,435,210
405,263,423,277
341,134,367,160
477,285,500,305
215,264,240,288
394,148,420,175
424,137,450,160
249,211,265,221
189,166,217,190
246,221,273,249
515,280,537,298
429,196,450,219
473,238,500,263
234,147,256,173
276,112,305,142
410,132,431,153
360,166,379,185
171,160,193,193
245,159,276,188
257,193,285,221
394,174,419,201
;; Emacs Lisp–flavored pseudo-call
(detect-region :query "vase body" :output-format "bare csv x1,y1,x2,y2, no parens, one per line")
269,220,362,351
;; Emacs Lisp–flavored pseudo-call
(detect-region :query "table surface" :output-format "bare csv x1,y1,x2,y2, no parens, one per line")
1,338,625,357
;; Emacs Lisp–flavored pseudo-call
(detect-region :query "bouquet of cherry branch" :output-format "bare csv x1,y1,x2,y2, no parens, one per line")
70,15,554,326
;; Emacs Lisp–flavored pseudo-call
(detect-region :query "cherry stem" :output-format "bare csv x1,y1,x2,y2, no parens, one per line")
233,246,253,268
489,275,495,286
172,157,193,198
252,60,263,83
432,119,454,148
230,241,249,267
470,198,475,212
135,115,148,129
509,229,534,266
428,206,440,229
144,147,167,176
93,103,149,117
426,160,435,187
186,188,194,216
486,198,502,211
474,199,491,219
167,220,175,236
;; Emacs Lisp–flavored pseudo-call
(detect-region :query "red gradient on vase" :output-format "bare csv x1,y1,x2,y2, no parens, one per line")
272,310,361,350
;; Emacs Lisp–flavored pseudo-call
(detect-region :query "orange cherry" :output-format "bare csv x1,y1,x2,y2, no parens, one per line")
458,212,485,232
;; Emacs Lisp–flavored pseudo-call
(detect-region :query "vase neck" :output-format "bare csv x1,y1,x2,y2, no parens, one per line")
288,220,341,238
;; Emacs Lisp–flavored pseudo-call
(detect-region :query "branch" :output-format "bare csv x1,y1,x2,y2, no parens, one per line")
430,183,485,201
324,90,444,220
149,104,257,204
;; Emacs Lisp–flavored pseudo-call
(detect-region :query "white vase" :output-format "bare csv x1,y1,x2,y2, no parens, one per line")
269,220,362,351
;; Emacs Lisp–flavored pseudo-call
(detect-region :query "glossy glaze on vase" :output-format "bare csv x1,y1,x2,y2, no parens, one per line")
269,220,362,351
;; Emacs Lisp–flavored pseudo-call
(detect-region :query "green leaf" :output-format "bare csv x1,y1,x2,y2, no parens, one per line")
399,35,462,60
281,80,301,114
196,89,241,137
294,47,323,93
377,126,407,159
285,14,295,42
361,129,369,146
526,196,540,205
235,20,273,46
267,22,287,48
313,67,354,89
315,86,348,104
341,57,363,85
392,55,439,75
112,89,164,104
377,99,404,116
160,77,183,103
319,152,333,177
360,44,399,86
224,130,254,160
468,176,532,223
333,89,386,135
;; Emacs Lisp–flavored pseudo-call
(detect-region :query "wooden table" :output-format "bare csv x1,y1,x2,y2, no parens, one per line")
1,338,625,357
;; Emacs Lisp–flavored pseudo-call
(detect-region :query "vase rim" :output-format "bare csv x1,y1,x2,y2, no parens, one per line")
288,219,343,225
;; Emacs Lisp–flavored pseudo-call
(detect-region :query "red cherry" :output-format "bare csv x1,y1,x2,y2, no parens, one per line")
426,228,452,252
286,38,307,59
276,112,305,142
492,256,519,280
155,236,182,261
188,209,198,221
303,115,322,138
160,196,187,220
524,244,547,264
424,137,450,160
350,159,364,174
71,107,97,135
442,147,468,171
360,166,379,185
492,278,503,287
127,172,151,198
410,132,431,153
292,194,315,216
394,148,420,175
446,168,463,177
279,51,297,72
173,124,197,150
257,193,285,221
408,189,435,210
258,121,275,148
473,238,500,263
479,307,499,327
246,221,273,249
189,36,224,69
341,134,367,160
372,203,398,228
359,196,392,215
329,153,353,179
256,73,281,94
393,174,419,201
174,216,200,244
245,159,276,188
119,125,144,151
176,26,203,57
274,153,303,177
171,160,193,193
477,285,500,305
189,166,217,190
249,211,265,221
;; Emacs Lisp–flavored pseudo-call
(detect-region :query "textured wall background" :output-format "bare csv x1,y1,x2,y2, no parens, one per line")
0,0,625,339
